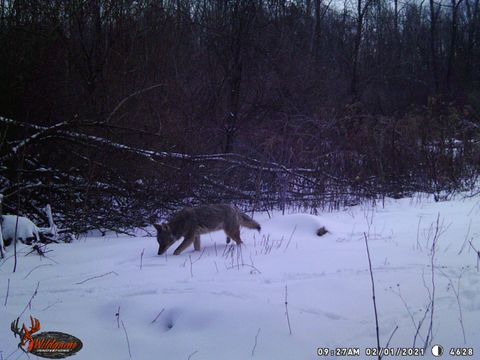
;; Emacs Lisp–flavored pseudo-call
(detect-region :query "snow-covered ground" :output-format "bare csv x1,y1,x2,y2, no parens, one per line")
1,195,480,359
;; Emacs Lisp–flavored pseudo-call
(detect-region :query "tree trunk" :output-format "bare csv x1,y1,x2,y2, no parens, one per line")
465,0,479,79
446,0,463,94
313,0,322,60
429,0,440,94
351,15,363,97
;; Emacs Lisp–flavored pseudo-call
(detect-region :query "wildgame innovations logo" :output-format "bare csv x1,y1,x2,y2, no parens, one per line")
11,316,83,358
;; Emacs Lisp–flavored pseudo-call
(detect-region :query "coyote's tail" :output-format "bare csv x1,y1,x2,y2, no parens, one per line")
239,212,261,231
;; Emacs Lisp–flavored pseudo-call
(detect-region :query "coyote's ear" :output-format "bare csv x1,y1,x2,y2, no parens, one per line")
153,223,162,232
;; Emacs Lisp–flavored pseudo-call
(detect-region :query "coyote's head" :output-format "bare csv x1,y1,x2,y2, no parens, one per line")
153,223,175,255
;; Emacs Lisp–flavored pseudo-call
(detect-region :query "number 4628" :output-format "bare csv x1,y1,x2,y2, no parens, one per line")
449,348,473,356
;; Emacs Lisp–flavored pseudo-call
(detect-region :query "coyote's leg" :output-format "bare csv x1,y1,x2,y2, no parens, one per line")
173,233,196,255
225,227,243,245
193,235,201,251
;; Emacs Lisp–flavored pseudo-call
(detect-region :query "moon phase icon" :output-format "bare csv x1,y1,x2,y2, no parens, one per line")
431,345,444,357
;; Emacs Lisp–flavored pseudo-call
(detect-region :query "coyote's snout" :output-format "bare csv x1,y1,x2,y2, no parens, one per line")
154,204,261,255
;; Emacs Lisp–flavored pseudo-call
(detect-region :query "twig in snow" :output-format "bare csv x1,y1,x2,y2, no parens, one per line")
439,268,467,344
19,281,40,318
364,232,381,360
389,284,426,346
115,306,121,329
416,216,422,251
150,308,165,324
4,278,10,306
189,255,194,277
23,264,53,279
41,299,62,311
384,325,399,348
236,245,243,269
457,219,472,255
416,270,433,347
284,285,292,335
13,212,19,274
467,240,480,272
415,304,430,347
25,244,51,257
121,320,132,358
251,328,261,357
226,263,262,274
283,225,297,252
424,213,440,351
75,271,119,284
187,350,198,360
140,248,144,270
4,347,20,360
222,243,230,257
193,248,206,263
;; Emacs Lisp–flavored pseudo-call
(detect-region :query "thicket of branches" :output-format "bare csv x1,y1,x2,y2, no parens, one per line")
0,0,479,233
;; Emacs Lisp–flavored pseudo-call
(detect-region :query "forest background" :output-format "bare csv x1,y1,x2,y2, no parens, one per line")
0,0,479,233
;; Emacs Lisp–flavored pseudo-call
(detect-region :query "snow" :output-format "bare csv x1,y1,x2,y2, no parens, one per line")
1,195,480,360
1,215,40,245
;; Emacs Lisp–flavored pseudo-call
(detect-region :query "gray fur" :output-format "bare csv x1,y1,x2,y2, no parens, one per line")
154,204,261,255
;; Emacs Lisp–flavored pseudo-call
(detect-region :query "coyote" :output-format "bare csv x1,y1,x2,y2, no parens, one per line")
154,204,261,255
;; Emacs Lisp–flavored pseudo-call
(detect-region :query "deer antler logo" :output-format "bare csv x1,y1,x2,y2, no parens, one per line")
10,315,83,358
11,316,41,352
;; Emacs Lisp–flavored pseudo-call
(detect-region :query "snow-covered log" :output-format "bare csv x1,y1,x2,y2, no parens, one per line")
1,215,40,245
0,202,75,249
37,204,76,243
37,204,58,239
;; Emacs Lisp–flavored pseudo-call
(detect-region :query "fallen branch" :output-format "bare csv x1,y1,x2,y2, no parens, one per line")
0,116,335,181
